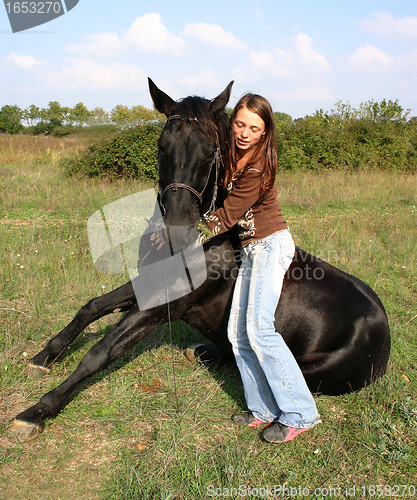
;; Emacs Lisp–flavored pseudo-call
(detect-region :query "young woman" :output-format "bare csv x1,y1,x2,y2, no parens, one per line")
202,93,321,443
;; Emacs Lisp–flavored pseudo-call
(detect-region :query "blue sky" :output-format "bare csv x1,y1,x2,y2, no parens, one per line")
1,0,417,118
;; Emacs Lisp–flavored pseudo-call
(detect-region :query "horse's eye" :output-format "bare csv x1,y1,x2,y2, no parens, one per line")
205,151,216,162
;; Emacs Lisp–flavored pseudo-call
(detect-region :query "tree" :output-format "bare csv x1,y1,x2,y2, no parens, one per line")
39,107,48,123
89,107,110,125
61,106,70,125
359,98,410,123
110,104,132,129
110,104,165,129
131,105,164,126
274,111,293,128
332,98,411,123
46,101,65,128
69,102,91,127
29,102,67,134
0,105,24,134
24,105,41,126
331,100,357,121
131,105,152,125
224,107,233,118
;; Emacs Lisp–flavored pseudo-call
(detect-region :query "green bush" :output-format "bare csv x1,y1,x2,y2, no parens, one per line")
277,114,417,172
51,125,77,137
28,120,78,137
27,121,54,135
75,124,118,139
65,123,163,181
64,99,417,181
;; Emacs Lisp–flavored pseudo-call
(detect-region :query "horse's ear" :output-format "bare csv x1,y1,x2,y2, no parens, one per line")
209,81,234,117
148,78,175,117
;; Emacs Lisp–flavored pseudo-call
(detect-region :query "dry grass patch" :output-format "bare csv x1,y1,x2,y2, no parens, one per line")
0,135,89,168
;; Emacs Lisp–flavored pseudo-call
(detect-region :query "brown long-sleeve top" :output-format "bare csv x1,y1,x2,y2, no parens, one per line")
203,160,287,246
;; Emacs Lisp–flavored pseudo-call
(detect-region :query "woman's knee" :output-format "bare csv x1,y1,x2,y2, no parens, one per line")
228,306,246,342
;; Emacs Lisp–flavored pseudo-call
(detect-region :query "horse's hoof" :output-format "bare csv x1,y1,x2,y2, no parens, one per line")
185,343,205,363
10,418,45,442
27,363,51,377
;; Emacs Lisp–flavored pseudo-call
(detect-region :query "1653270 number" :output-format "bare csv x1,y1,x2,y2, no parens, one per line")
5,2,62,14
360,485,415,497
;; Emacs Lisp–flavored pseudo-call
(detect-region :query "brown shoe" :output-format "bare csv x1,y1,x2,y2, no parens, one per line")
232,412,272,428
263,419,322,443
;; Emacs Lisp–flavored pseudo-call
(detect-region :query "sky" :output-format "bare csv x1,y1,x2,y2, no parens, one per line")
1,0,417,119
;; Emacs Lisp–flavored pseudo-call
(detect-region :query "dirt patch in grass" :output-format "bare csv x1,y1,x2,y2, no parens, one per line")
1,401,129,499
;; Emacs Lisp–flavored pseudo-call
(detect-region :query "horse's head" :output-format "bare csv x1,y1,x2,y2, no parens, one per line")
148,78,233,252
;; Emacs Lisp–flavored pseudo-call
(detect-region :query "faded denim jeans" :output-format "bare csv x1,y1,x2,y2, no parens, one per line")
228,228,320,428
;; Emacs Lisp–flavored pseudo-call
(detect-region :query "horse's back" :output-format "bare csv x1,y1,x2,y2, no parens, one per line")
277,248,390,394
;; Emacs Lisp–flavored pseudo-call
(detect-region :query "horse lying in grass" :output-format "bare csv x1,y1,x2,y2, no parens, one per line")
11,79,391,441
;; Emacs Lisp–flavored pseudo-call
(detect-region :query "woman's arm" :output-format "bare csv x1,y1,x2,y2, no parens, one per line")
203,168,262,237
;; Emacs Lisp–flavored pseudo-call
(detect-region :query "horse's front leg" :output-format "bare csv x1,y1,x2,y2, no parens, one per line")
11,299,176,441
28,281,137,376
28,230,158,376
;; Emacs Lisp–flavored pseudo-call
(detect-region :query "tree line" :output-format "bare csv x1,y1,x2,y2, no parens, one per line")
1,98,416,173
0,101,165,135
0,97,414,135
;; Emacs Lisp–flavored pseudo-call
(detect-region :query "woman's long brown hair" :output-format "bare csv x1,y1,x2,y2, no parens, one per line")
223,93,277,196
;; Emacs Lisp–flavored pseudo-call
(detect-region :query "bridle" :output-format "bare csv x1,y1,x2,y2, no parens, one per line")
158,114,222,218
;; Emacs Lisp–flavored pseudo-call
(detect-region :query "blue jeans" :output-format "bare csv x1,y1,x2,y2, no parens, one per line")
228,229,319,428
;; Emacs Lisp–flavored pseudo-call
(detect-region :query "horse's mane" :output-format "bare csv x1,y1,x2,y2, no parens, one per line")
170,96,230,166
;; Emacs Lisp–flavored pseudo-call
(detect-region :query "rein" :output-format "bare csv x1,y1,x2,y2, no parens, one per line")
156,113,224,412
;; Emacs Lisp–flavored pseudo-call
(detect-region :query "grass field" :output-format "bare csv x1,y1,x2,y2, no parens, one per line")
0,135,416,500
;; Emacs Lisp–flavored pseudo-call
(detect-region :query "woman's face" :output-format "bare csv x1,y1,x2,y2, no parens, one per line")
232,106,266,156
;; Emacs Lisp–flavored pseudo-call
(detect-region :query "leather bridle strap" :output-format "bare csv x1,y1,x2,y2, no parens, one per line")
162,182,204,204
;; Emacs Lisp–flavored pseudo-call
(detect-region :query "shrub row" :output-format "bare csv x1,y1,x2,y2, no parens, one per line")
66,116,417,181
276,115,417,172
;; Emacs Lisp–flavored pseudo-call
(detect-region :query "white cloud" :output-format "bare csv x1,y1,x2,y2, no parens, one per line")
123,13,184,55
293,33,331,73
232,34,333,112
65,32,124,58
44,58,147,91
248,48,294,78
344,44,395,72
180,70,221,90
242,33,331,79
287,83,334,102
397,48,417,73
359,12,417,38
182,23,247,50
64,14,185,58
6,52,48,70
265,79,334,105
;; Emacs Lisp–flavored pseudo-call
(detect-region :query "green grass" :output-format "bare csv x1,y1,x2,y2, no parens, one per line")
0,137,416,499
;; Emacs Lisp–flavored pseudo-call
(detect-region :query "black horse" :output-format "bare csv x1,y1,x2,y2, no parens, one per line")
11,79,390,441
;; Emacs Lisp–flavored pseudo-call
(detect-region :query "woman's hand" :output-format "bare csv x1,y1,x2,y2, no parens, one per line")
197,220,215,245
150,230,165,250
